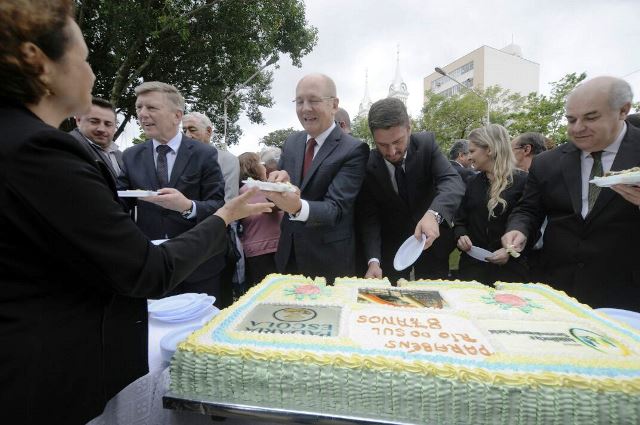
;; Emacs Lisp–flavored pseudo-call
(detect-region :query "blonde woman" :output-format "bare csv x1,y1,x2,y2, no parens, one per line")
454,124,529,284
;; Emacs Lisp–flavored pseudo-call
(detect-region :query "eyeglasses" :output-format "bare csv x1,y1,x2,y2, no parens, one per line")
292,96,335,106
512,146,526,150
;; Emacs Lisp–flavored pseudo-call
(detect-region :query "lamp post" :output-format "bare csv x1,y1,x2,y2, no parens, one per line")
223,55,279,145
435,67,490,125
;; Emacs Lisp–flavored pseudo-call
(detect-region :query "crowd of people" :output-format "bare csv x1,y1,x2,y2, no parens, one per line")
1,0,639,423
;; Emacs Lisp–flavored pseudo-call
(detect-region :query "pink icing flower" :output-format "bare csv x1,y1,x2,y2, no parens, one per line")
494,293,527,307
295,285,321,295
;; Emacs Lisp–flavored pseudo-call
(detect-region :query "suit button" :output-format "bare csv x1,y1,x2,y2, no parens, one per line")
577,262,585,268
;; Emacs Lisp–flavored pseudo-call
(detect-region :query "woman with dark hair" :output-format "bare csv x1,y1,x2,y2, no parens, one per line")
454,124,529,285
238,152,283,288
0,2,271,423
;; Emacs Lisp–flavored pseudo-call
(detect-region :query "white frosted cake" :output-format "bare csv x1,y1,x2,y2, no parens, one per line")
170,274,640,424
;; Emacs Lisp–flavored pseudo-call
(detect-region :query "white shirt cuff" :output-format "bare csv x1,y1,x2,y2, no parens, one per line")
289,199,309,222
186,201,197,219
368,258,380,265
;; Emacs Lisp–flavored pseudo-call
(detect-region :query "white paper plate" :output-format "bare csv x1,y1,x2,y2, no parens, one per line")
590,171,640,187
117,190,159,197
393,234,427,271
160,324,201,363
153,305,217,324
153,296,215,320
242,179,297,193
596,308,640,331
148,293,203,315
466,246,494,262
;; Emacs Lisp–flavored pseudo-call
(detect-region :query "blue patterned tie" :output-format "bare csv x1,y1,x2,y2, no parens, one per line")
156,144,172,188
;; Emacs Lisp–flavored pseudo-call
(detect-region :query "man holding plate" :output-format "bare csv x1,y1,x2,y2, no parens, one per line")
356,98,465,282
503,76,640,310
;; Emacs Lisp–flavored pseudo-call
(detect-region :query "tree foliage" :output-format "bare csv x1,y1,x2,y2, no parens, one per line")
351,115,373,147
75,0,317,145
415,72,587,153
507,72,587,144
259,127,297,149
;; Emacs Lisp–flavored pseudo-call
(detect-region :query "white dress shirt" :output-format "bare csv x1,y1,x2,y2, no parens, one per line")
152,132,196,218
290,122,337,222
580,123,626,218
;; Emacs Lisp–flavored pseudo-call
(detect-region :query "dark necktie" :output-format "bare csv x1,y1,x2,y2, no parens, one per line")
156,144,172,188
302,138,317,178
587,151,603,212
394,162,409,204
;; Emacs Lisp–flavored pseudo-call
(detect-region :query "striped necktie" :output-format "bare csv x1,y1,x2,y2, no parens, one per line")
587,151,603,212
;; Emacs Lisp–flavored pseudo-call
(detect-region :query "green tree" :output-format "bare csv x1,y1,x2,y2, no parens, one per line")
416,86,525,153
508,72,587,144
259,127,297,149
75,0,317,145
351,115,373,147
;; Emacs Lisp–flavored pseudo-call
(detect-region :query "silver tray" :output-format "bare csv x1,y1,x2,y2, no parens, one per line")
163,392,419,424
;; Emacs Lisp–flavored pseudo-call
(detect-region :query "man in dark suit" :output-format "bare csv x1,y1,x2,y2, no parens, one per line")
503,76,640,310
69,97,123,181
357,98,465,282
119,81,226,298
448,139,477,184
266,73,369,284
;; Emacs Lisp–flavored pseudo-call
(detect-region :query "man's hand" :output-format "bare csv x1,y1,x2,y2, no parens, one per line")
365,261,383,279
214,188,273,225
263,188,302,214
415,212,440,250
456,235,473,252
141,188,192,212
611,184,640,206
486,248,509,265
501,230,527,253
268,170,291,183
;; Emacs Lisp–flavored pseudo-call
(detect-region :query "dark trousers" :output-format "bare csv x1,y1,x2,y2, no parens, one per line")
245,253,278,289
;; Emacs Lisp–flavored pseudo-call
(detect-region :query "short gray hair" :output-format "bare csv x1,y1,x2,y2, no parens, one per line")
449,139,469,160
183,112,213,130
335,107,351,129
135,81,185,112
260,147,281,165
609,78,633,109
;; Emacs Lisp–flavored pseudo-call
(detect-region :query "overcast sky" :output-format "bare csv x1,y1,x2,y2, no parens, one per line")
119,0,640,154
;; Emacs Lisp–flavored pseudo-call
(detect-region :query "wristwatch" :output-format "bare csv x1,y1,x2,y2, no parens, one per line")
427,209,443,225
181,204,193,219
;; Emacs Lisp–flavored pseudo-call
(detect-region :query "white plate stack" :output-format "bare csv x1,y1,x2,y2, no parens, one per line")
148,293,218,324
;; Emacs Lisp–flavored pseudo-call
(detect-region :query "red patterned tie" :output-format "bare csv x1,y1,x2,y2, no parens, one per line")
302,138,317,178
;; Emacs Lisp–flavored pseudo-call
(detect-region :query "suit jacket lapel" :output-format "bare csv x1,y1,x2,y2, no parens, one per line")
561,142,583,218
588,126,640,221
169,138,193,187
291,133,307,187
300,127,339,191
404,138,419,209
143,140,159,189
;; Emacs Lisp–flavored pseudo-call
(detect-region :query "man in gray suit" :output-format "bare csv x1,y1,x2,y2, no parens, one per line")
266,73,369,284
182,112,240,202
69,97,123,182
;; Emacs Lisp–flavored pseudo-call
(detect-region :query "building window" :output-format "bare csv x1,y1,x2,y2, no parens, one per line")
432,61,474,92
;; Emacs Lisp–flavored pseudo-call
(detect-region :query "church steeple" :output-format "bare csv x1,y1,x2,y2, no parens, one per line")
388,45,409,105
357,69,373,118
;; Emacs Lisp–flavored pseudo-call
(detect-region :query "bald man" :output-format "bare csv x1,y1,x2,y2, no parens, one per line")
503,76,640,310
266,73,369,283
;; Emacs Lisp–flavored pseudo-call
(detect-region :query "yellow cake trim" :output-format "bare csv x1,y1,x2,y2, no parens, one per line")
178,275,640,394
